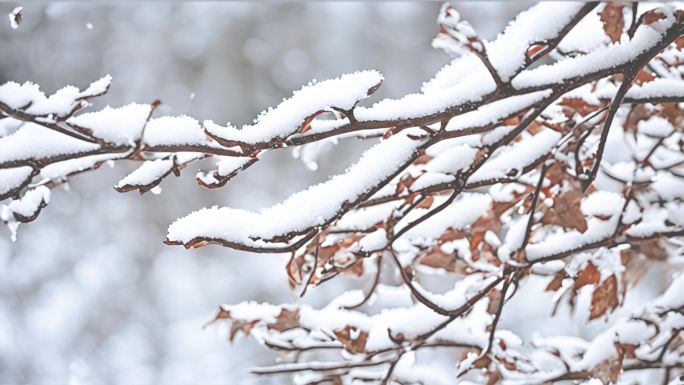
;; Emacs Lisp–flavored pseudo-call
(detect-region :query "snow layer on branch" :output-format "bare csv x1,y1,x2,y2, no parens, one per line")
422,55,484,95
445,90,552,132
222,302,282,324
116,153,202,191
196,156,255,187
217,156,253,176
469,129,561,184
352,42,557,123
410,172,455,192
145,115,219,148
397,193,492,242
423,2,587,92
6,186,50,220
354,76,495,122
224,297,490,354
487,2,587,81
651,172,684,200
354,228,388,252
0,82,42,109
572,320,654,371
414,275,498,311
300,117,350,137
80,75,112,98
0,167,32,196
25,86,82,117
167,130,424,246
0,117,22,137
40,154,120,180
557,9,607,53
626,78,684,100
512,12,678,89
580,191,625,218
652,274,684,310
0,123,100,166
637,116,674,137
393,362,452,385
68,103,151,145
335,202,398,231
525,217,619,261
0,75,111,117
296,301,489,352
425,145,478,175
204,70,383,145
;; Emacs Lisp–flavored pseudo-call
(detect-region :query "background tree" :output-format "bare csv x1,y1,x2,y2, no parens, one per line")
2,2,684,384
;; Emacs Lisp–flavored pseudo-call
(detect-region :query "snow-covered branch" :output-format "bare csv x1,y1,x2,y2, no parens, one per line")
3,2,684,384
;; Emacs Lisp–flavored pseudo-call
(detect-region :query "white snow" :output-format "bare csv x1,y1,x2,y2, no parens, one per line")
145,115,218,148
222,302,282,324
557,9,608,54
512,12,677,89
652,274,684,310
7,185,50,219
525,217,619,261
423,2,588,92
487,2,588,81
335,202,398,231
116,153,202,190
203,70,383,145
68,103,152,146
0,75,112,117
637,116,674,137
626,78,684,100
0,81,42,110
397,193,492,241
167,130,424,246
573,320,653,371
117,159,175,189
25,86,82,117
410,172,455,192
216,156,253,177
445,90,552,132
469,129,561,184
354,228,388,252
0,167,33,196
651,172,684,200
354,77,496,122
0,123,100,166
39,154,120,180
580,191,625,218
8,6,22,29
80,75,112,98
425,144,478,175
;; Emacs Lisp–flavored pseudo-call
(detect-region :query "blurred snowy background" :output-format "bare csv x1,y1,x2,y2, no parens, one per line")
0,2,606,384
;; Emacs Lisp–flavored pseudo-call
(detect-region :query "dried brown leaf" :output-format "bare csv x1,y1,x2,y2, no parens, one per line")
575,261,601,289
334,326,369,354
599,3,625,43
267,308,300,332
590,274,619,319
